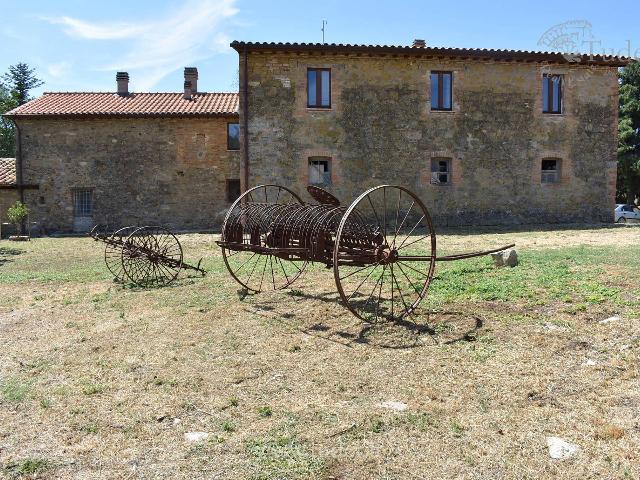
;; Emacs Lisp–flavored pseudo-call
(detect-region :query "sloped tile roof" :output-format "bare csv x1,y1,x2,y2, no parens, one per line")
231,41,631,66
5,92,239,118
0,158,16,185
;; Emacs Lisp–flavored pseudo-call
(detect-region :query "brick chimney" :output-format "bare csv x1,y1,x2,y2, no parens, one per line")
116,72,129,96
184,67,198,94
412,39,426,48
183,80,192,100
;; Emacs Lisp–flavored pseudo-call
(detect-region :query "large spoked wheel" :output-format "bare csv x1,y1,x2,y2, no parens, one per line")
333,185,437,323
221,184,308,292
104,226,137,282
121,226,183,287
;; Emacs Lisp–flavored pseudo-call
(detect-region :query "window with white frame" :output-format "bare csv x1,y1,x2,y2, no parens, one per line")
308,157,331,185
431,158,452,185
73,189,94,217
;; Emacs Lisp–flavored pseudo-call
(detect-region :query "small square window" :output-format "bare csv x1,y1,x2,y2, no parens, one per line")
226,179,241,202
72,189,94,217
431,72,453,111
542,74,563,114
430,158,452,185
309,157,331,185
307,68,331,108
227,123,240,150
541,159,561,183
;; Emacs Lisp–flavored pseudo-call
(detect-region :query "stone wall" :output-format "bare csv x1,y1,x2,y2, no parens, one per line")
242,52,619,226
17,116,240,232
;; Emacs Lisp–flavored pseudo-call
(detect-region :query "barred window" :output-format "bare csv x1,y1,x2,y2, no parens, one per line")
73,189,94,217
541,159,561,183
308,157,331,185
431,158,451,185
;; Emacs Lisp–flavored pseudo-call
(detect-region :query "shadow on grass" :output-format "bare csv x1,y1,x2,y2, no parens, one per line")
245,287,486,350
0,246,25,267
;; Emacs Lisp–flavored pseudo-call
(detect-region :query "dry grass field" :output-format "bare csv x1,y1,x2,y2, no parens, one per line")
1,226,639,479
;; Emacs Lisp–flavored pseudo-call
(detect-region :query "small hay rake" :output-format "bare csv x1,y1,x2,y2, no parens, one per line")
217,184,514,323
90,225,205,287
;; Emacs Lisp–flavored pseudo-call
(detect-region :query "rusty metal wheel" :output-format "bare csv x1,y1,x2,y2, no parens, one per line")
104,226,137,282
221,184,308,292
121,226,183,287
333,185,437,323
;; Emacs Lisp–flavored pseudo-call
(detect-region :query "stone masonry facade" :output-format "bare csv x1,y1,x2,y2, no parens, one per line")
18,116,240,232
238,45,621,226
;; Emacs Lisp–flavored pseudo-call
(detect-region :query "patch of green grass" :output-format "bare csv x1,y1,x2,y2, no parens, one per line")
246,428,324,480
229,397,239,407
450,420,466,438
81,382,104,396
0,378,32,403
258,406,273,417
79,423,99,434
5,457,50,476
222,421,235,433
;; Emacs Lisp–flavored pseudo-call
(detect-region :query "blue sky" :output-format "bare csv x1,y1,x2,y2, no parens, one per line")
1,0,638,96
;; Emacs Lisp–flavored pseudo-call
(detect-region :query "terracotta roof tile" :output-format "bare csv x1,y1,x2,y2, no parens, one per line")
0,158,16,185
5,92,239,117
231,41,631,66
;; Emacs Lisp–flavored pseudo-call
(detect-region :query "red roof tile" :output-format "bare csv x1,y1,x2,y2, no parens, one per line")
231,41,631,67
5,92,239,118
0,158,16,185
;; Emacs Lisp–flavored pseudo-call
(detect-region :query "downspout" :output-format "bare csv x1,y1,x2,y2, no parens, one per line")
242,44,249,193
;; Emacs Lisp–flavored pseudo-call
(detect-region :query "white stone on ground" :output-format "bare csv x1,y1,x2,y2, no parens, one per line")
546,437,580,459
491,248,518,267
583,359,597,366
599,315,621,324
378,401,408,411
185,432,209,442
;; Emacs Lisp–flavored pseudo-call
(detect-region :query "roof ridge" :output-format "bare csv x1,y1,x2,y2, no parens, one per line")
40,91,239,95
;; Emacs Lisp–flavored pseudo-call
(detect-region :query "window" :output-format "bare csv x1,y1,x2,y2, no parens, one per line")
227,123,240,150
73,189,93,217
542,74,562,114
226,179,241,202
541,159,561,183
307,68,331,108
308,157,331,185
430,158,451,185
430,71,452,111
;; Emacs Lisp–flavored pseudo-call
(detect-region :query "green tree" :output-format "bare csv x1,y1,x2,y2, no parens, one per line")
0,84,17,156
618,61,640,204
1,62,44,105
0,62,43,157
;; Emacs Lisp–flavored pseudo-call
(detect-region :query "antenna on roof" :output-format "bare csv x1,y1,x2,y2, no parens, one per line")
321,20,327,44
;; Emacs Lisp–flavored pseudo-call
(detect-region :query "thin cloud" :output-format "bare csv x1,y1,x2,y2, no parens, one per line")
45,0,239,91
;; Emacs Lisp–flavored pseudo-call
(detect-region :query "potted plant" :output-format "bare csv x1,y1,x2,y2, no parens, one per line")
6,201,30,241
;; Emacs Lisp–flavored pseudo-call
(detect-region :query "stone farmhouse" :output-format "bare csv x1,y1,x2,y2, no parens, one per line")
1,40,630,233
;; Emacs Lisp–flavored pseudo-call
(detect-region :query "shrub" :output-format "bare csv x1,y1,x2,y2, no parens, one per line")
6,200,29,234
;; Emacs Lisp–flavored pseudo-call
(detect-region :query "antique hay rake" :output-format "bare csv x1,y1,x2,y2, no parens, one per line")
90,225,206,287
217,184,514,323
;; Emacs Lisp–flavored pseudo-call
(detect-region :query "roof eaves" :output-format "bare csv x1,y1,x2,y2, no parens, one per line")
230,41,632,66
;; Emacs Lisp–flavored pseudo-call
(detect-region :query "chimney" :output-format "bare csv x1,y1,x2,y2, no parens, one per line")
116,72,129,96
412,39,426,48
184,67,198,94
183,80,192,100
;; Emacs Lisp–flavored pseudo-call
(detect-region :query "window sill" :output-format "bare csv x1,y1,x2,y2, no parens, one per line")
307,107,333,112
226,149,240,152
542,112,565,117
429,109,456,114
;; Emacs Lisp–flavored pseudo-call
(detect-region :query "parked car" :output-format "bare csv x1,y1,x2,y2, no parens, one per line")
615,204,640,223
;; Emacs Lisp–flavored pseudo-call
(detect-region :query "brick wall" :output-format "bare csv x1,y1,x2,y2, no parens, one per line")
242,52,619,226
17,116,240,232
